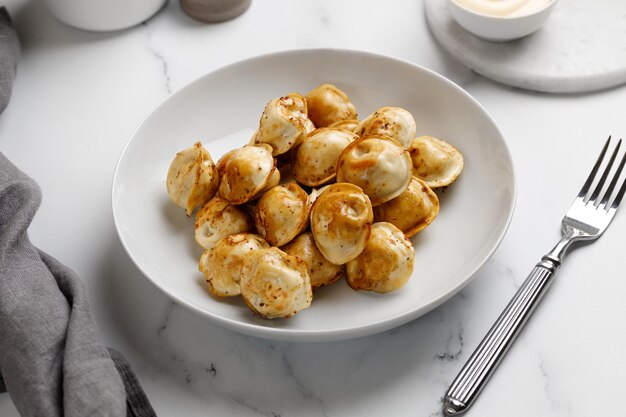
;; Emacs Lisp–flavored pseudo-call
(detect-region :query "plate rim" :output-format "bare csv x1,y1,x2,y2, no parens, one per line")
112,47,517,342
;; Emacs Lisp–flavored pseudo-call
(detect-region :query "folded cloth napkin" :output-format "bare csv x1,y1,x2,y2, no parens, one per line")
0,7,18,114
0,7,156,417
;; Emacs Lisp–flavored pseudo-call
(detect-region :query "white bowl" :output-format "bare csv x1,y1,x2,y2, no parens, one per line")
42,0,167,31
449,0,558,42
112,49,516,342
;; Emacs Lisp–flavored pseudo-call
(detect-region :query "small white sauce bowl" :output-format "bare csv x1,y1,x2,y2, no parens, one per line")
41,0,167,31
448,0,558,42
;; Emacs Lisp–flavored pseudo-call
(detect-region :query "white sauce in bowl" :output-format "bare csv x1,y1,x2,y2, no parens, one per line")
453,0,552,17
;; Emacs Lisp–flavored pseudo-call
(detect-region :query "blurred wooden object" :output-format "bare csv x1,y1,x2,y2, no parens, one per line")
180,0,251,22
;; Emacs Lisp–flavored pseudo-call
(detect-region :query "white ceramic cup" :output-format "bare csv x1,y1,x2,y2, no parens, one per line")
41,0,167,32
448,0,558,42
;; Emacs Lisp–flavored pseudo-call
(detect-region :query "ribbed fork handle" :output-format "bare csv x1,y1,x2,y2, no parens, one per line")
443,258,558,415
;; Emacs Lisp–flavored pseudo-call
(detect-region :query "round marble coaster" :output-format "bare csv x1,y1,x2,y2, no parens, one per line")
424,0,626,93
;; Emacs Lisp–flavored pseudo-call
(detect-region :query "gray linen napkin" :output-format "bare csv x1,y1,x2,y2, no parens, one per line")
0,7,155,417
0,7,18,114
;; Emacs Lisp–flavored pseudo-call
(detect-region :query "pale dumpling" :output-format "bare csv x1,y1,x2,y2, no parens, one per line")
373,177,439,237
354,107,416,149
300,118,316,144
293,128,357,187
254,182,309,246
336,135,412,206
270,120,312,186
409,136,464,188
251,166,281,200
328,119,359,132
307,185,331,207
218,144,278,204
282,232,344,289
346,222,415,294
255,93,308,156
215,148,237,176
274,118,315,152
305,84,358,128
248,129,261,145
199,233,269,297
310,183,373,265
240,247,313,319
166,141,220,215
194,196,254,250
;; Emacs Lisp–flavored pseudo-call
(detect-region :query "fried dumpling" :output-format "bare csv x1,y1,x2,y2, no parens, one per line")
353,107,416,149
409,136,464,188
373,177,439,237
254,182,309,247
346,222,415,294
300,118,316,144
218,144,278,204
194,196,254,250
328,119,359,132
336,135,412,206
215,148,238,176
166,141,220,215
255,93,309,156
293,128,357,187
199,233,269,297
282,232,344,289
307,184,331,207
251,166,281,201
305,83,358,128
240,247,312,319
310,183,373,265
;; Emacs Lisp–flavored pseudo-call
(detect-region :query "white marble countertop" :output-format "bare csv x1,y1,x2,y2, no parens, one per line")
1,0,626,416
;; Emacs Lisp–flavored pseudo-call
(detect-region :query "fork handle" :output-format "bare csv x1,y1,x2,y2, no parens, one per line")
442,258,559,416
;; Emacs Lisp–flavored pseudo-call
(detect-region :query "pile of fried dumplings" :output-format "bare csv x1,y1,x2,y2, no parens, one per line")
165,84,464,319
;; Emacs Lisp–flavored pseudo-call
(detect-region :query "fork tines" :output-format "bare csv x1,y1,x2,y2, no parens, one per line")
579,136,626,210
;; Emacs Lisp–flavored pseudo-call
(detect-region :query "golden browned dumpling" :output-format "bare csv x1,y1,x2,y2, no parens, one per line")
293,128,358,187
346,222,415,294
166,141,220,215
250,166,281,201
307,185,331,207
194,196,254,250
240,247,313,319
255,93,308,156
215,148,238,176
254,182,309,246
328,119,359,132
409,136,464,188
282,232,344,289
248,129,261,145
305,84,358,128
274,118,316,152
373,177,439,237
299,118,316,144
310,183,373,265
336,135,412,206
198,233,269,297
354,107,416,149
218,144,278,204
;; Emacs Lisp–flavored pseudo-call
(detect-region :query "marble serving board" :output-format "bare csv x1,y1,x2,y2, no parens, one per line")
425,0,626,93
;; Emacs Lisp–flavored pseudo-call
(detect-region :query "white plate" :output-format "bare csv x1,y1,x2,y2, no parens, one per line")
112,49,516,342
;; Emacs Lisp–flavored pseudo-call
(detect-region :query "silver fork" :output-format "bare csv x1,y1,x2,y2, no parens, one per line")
443,136,626,416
